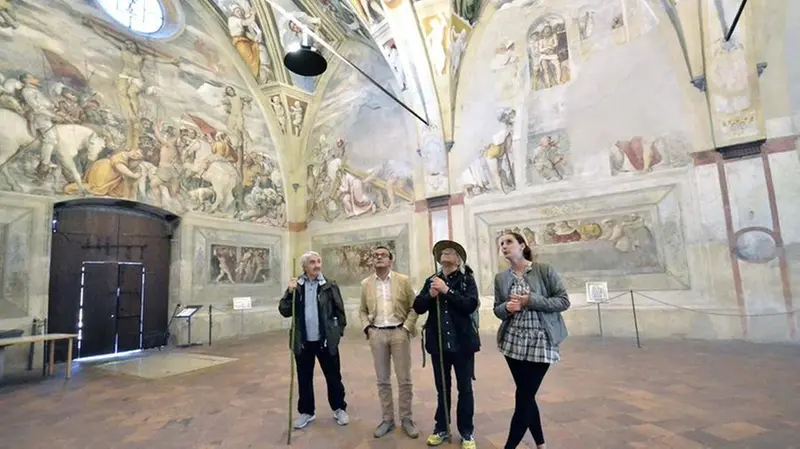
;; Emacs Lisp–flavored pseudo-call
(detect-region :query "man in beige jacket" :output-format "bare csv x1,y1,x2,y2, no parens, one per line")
359,245,420,439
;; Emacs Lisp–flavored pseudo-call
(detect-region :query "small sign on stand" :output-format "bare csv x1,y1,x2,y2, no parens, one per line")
232,297,252,338
176,305,203,348
585,282,609,337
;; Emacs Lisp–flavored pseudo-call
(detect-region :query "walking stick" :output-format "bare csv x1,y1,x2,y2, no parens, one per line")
287,257,297,445
433,257,451,441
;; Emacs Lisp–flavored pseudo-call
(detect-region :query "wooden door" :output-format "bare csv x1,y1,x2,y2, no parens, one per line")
48,201,175,362
116,263,144,353
79,263,118,358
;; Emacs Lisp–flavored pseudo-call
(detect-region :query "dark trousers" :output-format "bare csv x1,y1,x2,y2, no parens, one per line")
431,351,475,437
503,356,550,448
295,341,347,415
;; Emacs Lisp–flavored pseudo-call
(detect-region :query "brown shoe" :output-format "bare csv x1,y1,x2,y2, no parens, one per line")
374,421,395,438
401,419,420,439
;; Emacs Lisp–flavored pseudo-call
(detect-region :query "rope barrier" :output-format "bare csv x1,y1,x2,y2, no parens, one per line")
571,290,799,317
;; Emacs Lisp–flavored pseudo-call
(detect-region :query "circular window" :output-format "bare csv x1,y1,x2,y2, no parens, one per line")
97,0,166,35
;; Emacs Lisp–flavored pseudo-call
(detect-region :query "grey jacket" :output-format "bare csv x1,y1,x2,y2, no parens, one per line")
493,262,570,346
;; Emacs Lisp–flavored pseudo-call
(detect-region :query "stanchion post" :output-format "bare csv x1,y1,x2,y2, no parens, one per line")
630,290,641,348
208,305,212,346
596,302,604,338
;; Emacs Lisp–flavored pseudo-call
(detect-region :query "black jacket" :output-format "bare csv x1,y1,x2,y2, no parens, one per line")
413,268,480,356
278,277,347,356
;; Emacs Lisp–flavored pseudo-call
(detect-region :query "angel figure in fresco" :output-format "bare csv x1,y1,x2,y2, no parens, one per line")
227,5,274,84
426,13,448,76
85,18,180,151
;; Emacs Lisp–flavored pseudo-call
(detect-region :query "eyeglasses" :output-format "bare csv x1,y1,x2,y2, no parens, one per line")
373,253,390,259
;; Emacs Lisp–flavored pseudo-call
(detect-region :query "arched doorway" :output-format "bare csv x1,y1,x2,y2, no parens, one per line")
47,199,179,362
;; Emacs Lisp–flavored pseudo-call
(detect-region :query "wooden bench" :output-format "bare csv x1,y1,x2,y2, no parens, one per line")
0,333,78,382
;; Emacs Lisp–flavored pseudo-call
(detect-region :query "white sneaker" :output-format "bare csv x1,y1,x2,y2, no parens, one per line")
333,409,349,426
293,413,315,429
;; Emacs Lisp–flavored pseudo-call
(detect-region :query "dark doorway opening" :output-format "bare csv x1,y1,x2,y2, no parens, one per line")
48,199,179,362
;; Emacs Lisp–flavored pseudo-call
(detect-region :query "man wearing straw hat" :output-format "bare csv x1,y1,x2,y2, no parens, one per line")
413,240,480,449
278,250,349,430
359,245,420,439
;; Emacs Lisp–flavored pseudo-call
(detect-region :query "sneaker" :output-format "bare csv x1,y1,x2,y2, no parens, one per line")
293,413,315,429
461,434,476,449
333,408,349,426
373,420,395,438
426,431,450,446
401,419,419,439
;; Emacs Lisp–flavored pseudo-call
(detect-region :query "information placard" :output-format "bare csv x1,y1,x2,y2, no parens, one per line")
232,297,253,311
176,305,202,318
585,281,609,304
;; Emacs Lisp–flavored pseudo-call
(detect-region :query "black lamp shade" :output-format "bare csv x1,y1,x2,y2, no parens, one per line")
283,47,328,77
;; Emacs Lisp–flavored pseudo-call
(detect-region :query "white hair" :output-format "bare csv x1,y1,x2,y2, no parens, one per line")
300,250,321,268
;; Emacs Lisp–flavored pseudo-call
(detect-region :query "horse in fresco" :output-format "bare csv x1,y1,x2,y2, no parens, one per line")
0,109,106,194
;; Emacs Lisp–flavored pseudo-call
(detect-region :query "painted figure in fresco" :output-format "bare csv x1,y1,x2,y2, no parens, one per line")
62,149,144,199
527,18,570,90
450,27,468,75
19,73,59,176
329,157,377,218
0,0,19,30
290,100,305,137
270,95,287,134
279,251,350,430
149,122,183,209
228,5,273,83
0,73,24,115
454,0,481,24
214,246,237,283
529,135,568,181
382,41,407,91
222,86,250,151
363,160,413,210
359,0,385,25
88,25,180,151
426,13,448,76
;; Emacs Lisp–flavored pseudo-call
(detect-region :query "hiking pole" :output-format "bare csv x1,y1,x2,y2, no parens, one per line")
433,256,451,442
287,257,297,445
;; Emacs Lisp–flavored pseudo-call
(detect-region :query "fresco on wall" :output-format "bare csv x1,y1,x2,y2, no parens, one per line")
526,129,572,184
306,42,415,222
450,15,470,81
352,0,386,28
318,239,397,285
494,212,661,275
454,0,483,25
285,95,308,137
423,13,450,77
319,0,374,41
269,94,288,135
0,0,286,228
210,244,271,284
609,134,692,176
212,0,276,84
527,14,570,91
458,108,516,197
381,38,408,91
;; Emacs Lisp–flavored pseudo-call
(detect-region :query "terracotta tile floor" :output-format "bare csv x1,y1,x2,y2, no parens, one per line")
1,333,799,449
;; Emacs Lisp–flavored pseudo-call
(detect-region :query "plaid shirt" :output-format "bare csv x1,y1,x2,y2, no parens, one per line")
498,264,561,364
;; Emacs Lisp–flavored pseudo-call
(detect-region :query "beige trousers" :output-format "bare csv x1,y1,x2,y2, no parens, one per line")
368,327,413,422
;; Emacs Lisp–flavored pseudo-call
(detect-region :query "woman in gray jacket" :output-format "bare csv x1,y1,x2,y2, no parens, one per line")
493,231,570,449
